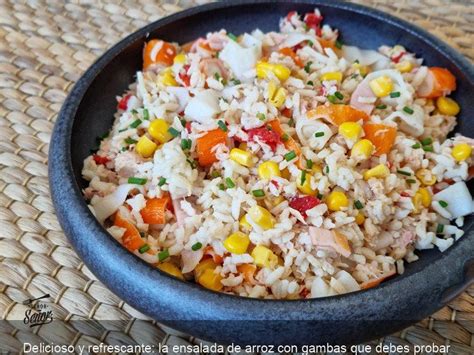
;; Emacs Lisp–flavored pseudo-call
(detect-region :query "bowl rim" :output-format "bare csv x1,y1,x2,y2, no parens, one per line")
49,0,474,324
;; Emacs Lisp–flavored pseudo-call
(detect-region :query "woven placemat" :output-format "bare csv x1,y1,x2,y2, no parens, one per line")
0,0,473,353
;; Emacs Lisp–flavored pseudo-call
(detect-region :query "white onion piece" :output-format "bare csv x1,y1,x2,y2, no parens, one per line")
296,117,333,150
341,45,390,69
384,104,424,136
335,270,360,292
434,181,474,219
181,249,204,273
310,277,336,298
219,34,262,82
279,33,322,53
166,87,190,111
184,89,221,124
91,184,142,223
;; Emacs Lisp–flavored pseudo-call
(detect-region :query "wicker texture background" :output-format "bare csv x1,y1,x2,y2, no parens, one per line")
0,0,473,353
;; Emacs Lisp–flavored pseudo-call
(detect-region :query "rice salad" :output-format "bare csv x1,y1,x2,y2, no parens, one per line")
82,9,473,299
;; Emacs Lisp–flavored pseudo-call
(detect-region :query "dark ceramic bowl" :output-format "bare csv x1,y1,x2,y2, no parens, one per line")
49,0,474,346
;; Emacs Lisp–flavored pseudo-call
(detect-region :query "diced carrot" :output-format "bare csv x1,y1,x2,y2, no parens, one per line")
204,246,224,264
196,129,227,166
140,196,170,224
311,104,369,126
143,40,177,70
421,67,456,99
363,122,397,156
237,264,257,283
114,212,144,251
279,47,304,67
268,119,305,169
318,39,337,53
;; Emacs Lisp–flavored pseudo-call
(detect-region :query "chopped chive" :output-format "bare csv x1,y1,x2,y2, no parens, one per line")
334,91,344,100
354,59,360,64
181,138,191,150
354,200,364,209
304,61,312,73
411,143,421,149
131,109,138,115
306,159,313,169
158,249,169,262
421,137,433,146
191,242,202,251
439,200,448,208
436,224,444,234
217,120,228,132
288,118,295,127
227,33,238,41
317,193,323,200
225,177,235,188
314,131,325,138
307,40,314,47
121,146,128,152
327,95,337,104
214,72,221,81
335,39,343,49
168,127,180,137
118,128,127,133
124,137,137,145
186,159,197,168
128,177,147,185
325,166,330,174
422,145,434,152
140,232,147,239
180,118,187,127
231,78,241,85
300,170,307,185
403,106,414,115
142,108,150,120
389,91,401,98
284,150,296,161
376,104,387,110
130,119,142,128
219,183,226,191
252,189,265,197
281,133,289,142
158,177,166,186
397,169,412,176
257,112,266,121
211,170,221,178
139,244,150,254
406,179,417,184
307,80,314,86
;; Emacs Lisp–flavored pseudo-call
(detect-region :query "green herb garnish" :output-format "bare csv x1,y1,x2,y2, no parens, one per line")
225,177,235,188
284,150,296,161
130,119,142,128
158,249,169,262
139,244,150,254
389,91,401,98
252,189,265,198
217,120,228,132
192,242,202,251
128,177,147,185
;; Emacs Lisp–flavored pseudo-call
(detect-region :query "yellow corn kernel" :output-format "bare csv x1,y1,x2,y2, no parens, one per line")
229,148,254,167
418,187,432,208
269,87,287,108
355,211,365,225
339,122,362,140
258,161,281,180
451,143,472,162
173,53,186,65
271,195,285,207
311,164,322,175
327,191,349,212
369,75,393,97
415,168,436,186
136,135,158,158
239,214,252,231
352,63,369,76
198,268,223,291
436,97,460,116
395,61,413,73
248,205,275,230
297,171,317,196
194,258,217,279
267,80,277,99
159,68,177,86
363,164,390,180
251,245,277,268
223,232,250,254
412,192,423,213
351,139,375,159
321,71,343,82
148,119,173,144
157,262,184,280
256,62,291,81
